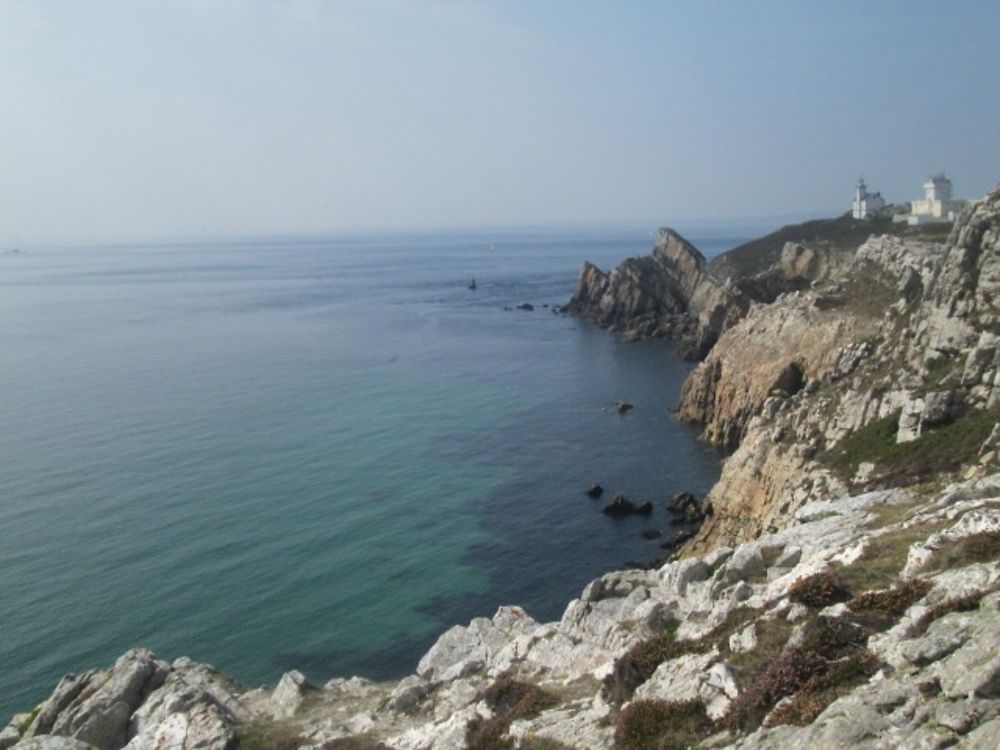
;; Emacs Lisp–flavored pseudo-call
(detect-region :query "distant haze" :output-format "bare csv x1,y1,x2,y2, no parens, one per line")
1,0,998,245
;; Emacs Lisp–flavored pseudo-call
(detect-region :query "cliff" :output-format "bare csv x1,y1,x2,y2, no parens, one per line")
566,228,746,358
7,190,1000,750
680,189,1000,555
567,224,856,358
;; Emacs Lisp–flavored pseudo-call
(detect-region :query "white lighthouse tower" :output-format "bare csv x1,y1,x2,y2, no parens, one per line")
852,178,885,219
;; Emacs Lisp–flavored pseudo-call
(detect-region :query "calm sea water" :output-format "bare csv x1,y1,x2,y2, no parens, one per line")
0,228,747,721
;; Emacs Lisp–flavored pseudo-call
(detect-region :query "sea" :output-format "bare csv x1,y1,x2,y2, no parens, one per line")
0,226,752,722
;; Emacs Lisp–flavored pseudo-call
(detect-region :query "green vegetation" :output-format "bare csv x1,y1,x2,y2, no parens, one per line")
921,530,1000,574
822,406,1000,485
613,699,714,750
235,722,311,750
466,677,559,750
708,213,950,281
518,737,575,750
17,707,40,734
836,521,946,592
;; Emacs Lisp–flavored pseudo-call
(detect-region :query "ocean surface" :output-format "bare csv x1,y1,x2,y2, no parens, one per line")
0,227,750,721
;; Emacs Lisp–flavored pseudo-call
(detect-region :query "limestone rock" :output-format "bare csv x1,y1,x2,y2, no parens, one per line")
271,670,316,719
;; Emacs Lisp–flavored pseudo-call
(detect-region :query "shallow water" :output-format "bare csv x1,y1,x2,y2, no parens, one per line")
0,228,745,720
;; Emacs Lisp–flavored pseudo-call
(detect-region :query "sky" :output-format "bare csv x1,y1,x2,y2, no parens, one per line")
1,0,998,244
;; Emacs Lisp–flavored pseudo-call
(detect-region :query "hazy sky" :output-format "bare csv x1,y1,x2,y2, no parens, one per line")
2,1,998,244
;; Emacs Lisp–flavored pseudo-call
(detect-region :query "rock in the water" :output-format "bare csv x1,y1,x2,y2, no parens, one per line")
516,302,534,311
641,529,662,540
613,400,634,413
602,495,653,517
586,483,604,499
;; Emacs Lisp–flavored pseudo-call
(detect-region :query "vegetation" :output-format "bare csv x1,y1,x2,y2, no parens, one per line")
788,570,850,609
613,699,714,750
708,213,950,281
823,406,1000,485
518,737,575,750
724,616,869,732
920,530,1000,574
913,585,1000,636
235,722,312,750
466,677,559,750
836,520,946,592
603,609,760,705
847,579,933,617
766,650,881,727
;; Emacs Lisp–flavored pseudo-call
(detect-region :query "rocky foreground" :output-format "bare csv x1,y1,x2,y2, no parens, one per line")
6,190,1000,749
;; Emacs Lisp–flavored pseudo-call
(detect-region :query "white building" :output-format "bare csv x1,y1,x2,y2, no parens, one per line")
906,174,965,224
852,178,886,219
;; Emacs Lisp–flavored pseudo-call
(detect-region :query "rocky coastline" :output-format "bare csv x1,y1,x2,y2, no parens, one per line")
6,189,1000,750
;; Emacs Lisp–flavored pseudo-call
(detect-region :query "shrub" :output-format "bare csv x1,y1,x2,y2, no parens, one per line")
604,608,761,705
614,699,713,750
847,578,932,617
767,651,881,726
603,631,710,705
725,648,827,732
788,571,851,609
466,677,558,750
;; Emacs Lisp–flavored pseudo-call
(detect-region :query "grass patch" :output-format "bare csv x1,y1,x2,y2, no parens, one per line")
921,531,1000,574
823,407,1000,485
322,737,393,750
836,520,947,592
16,707,40,734
521,736,573,750
518,737,575,750
235,721,313,750
613,699,714,750
466,677,559,750
727,618,795,677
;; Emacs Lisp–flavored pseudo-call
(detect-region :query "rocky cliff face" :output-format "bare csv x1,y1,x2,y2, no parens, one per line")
567,228,746,358
680,189,1000,556
568,228,851,359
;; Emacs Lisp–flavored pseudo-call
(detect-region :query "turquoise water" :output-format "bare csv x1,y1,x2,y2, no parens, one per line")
0,229,743,721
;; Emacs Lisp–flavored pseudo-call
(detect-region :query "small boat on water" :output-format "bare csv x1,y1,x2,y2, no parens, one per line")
468,278,477,290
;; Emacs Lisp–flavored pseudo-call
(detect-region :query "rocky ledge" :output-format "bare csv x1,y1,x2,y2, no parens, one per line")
6,474,1000,749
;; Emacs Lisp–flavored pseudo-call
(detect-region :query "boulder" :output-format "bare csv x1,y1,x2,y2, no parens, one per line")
602,495,653,517
585,484,605,499
27,649,169,750
271,670,316,719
